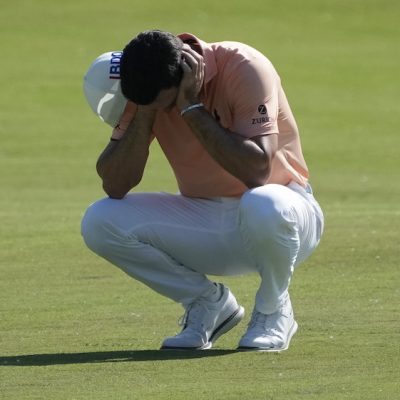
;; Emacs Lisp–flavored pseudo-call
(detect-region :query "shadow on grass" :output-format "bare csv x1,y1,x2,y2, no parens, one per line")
0,349,237,366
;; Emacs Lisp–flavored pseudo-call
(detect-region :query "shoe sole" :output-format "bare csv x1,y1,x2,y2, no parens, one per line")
161,306,245,351
237,320,298,352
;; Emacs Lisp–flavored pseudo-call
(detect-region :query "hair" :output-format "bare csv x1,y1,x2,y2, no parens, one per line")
120,30,183,105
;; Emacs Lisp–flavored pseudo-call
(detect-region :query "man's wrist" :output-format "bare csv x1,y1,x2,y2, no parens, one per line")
137,105,157,118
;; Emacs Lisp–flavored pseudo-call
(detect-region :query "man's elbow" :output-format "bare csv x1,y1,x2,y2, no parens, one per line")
244,163,271,189
102,183,126,199
245,176,268,189
105,189,126,200
102,179,140,199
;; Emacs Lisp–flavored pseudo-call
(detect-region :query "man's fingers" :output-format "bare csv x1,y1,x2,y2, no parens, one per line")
182,45,204,69
184,45,203,63
177,45,204,108
182,50,198,70
181,58,192,76
182,46,204,87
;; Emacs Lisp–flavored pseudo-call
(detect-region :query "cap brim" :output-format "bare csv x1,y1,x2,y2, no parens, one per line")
83,78,127,127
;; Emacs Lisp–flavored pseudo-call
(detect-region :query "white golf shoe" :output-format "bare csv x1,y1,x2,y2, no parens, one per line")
238,295,298,352
161,284,244,350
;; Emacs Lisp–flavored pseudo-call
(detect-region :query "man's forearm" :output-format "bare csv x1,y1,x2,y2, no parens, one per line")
182,108,272,188
96,109,155,198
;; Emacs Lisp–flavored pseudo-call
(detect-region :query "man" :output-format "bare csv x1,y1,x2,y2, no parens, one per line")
81,30,324,351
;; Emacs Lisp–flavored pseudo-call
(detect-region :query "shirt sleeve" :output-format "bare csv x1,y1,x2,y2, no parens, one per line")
227,53,281,138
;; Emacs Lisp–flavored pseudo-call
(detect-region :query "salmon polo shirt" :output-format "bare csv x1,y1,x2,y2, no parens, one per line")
112,33,309,198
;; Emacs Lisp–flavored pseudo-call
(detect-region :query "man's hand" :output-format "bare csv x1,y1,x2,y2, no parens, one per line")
176,44,205,110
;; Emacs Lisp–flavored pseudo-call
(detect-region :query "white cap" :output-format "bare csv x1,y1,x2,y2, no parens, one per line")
83,51,128,127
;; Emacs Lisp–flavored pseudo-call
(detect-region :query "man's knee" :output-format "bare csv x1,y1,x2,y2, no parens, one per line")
81,198,115,256
239,185,295,238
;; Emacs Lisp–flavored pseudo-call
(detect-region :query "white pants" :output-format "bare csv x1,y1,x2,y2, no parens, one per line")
81,182,323,314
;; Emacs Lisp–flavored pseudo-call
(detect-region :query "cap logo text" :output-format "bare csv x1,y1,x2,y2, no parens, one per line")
109,51,123,79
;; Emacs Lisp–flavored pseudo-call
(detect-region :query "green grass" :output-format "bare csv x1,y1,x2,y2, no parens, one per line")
1,0,399,398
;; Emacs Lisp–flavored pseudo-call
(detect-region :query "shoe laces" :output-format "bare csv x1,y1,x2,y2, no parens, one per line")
248,311,281,336
248,311,267,329
178,301,208,330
